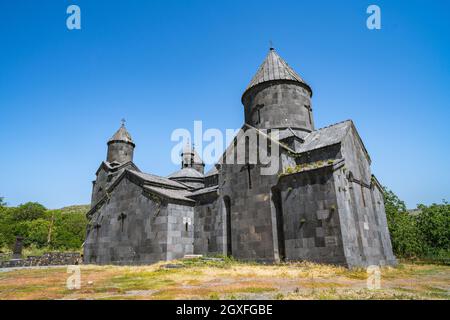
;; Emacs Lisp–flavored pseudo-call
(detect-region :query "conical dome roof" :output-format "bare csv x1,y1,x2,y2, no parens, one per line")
108,124,135,146
243,48,311,98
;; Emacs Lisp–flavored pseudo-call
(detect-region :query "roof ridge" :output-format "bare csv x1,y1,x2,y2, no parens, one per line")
315,119,353,132
128,170,189,189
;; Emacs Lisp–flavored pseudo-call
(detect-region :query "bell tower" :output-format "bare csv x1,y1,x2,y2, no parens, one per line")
242,48,314,133
106,120,135,164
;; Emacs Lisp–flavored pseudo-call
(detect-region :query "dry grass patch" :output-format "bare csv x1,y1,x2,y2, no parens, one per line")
0,259,448,300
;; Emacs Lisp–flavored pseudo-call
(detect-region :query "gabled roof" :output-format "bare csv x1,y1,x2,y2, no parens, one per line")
209,124,296,170
95,161,140,176
297,120,371,163
297,120,352,153
207,120,370,172
128,170,188,189
87,169,191,217
108,125,134,146
187,185,219,198
143,185,195,203
168,167,204,179
243,48,311,98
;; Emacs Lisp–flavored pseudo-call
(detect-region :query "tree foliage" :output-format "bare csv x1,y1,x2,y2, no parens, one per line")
416,202,450,253
0,199,87,251
11,202,47,221
384,188,449,262
0,197,6,208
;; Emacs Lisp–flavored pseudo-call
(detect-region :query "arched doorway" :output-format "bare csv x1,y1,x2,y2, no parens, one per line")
223,196,232,256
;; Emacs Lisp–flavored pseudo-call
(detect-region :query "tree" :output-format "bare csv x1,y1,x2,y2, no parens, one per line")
384,188,424,258
12,202,46,221
51,210,86,249
0,197,6,208
416,201,450,253
384,188,406,215
0,207,15,247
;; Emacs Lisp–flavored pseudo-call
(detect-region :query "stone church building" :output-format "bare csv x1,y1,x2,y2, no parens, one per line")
84,48,396,267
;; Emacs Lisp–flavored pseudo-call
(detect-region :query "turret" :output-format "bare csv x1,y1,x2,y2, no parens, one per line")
181,143,204,174
167,143,205,189
106,121,135,164
242,48,314,133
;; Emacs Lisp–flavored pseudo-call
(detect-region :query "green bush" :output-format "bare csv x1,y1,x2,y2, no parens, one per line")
0,199,87,251
11,202,47,221
50,210,86,249
0,197,6,208
416,202,450,251
384,188,449,263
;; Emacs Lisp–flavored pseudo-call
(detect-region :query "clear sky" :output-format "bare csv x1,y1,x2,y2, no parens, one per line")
0,0,449,209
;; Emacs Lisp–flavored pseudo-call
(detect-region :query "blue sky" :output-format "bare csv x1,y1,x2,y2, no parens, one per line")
0,0,449,209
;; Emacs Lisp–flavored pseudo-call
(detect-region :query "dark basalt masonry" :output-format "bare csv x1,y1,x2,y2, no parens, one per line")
0,253,82,268
84,49,397,267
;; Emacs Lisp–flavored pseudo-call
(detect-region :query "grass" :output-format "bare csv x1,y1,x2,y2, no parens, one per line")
0,258,448,300
59,205,90,215
0,245,82,259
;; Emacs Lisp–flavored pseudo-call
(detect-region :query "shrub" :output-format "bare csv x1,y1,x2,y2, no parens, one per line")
12,202,47,221
0,199,87,251
384,188,449,262
416,202,450,253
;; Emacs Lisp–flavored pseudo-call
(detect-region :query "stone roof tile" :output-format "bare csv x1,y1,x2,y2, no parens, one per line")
168,167,204,179
244,48,309,94
143,185,195,203
108,125,134,145
128,170,188,189
297,120,352,153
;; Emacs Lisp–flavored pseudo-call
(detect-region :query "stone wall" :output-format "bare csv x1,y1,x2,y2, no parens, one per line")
0,252,81,268
243,81,314,132
335,129,396,266
84,177,170,265
84,175,196,265
193,193,223,255
107,141,134,164
277,166,347,265
166,203,194,260
219,160,280,262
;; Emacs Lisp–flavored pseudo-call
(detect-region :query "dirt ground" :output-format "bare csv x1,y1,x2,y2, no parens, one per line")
0,258,448,300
